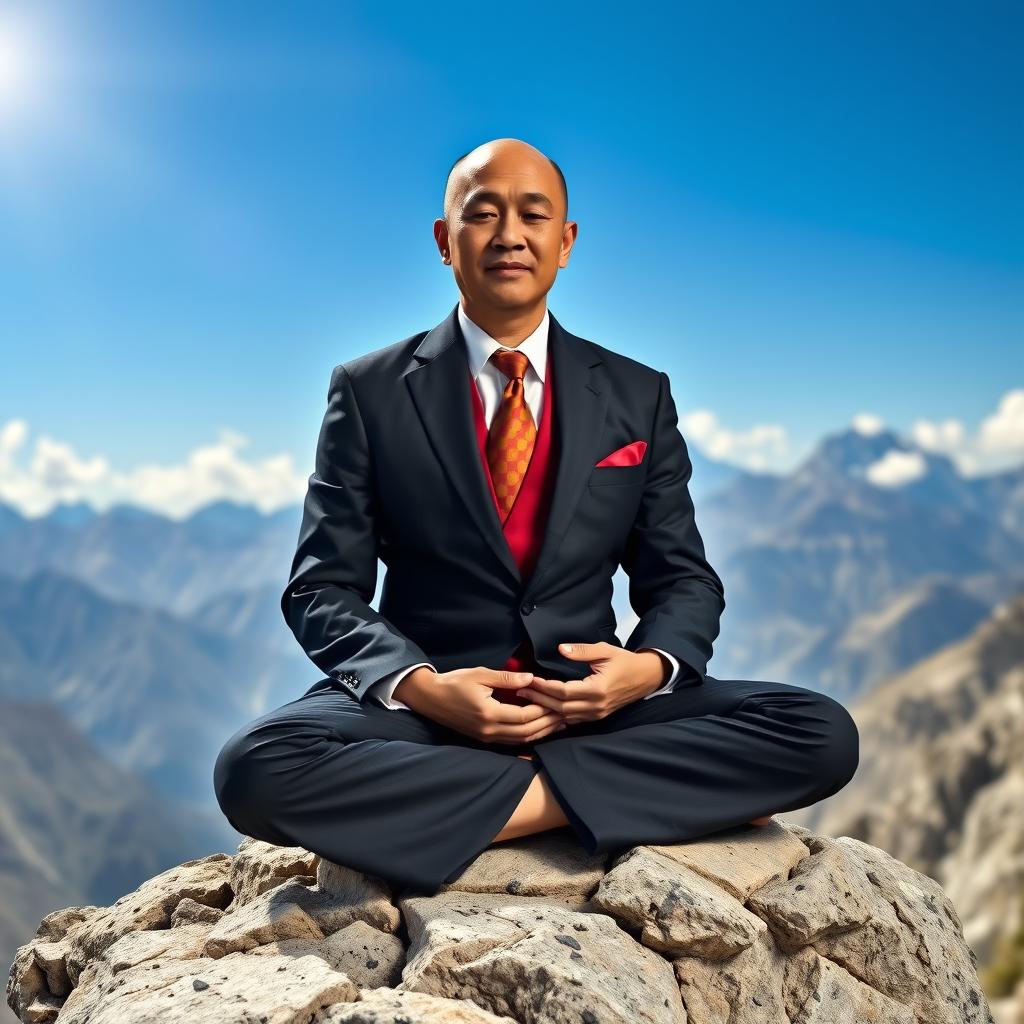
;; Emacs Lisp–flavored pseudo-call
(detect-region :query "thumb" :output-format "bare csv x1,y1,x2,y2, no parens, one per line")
490,669,535,689
558,642,592,659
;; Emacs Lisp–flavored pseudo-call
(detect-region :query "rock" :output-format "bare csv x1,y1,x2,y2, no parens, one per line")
315,859,403,932
398,889,685,1022
592,845,768,958
56,951,356,1024
203,884,325,957
247,918,405,989
65,854,233,979
809,836,992,1023
170,896,225,927
642,820,810,901
674,929,917,1023
227,837,319,909
327,985,521,1021
419,829,607,899
6,822,995,1023
746,835,875,948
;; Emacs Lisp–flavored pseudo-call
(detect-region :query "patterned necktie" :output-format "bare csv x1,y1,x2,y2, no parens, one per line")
486,348,538,521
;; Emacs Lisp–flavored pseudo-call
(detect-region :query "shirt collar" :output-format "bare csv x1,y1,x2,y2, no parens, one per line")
458,302,549,382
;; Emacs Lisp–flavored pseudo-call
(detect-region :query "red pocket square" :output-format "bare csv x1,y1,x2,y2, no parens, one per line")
595,440,648,467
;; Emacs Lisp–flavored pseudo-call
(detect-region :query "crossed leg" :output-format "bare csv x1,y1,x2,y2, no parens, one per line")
213,673,858,893
511,673,859,856
509,754,767,835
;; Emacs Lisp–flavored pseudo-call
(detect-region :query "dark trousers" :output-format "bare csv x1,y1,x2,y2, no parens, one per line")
212,674,859,894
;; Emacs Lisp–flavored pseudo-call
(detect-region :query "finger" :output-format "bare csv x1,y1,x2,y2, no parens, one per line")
553,695,596,723
519,676,570,699
527,719,569,742
488,701,555,725
489,669,536,691
558,642,601,660
506,710,566,742
521,689,567,713
522,674,554,692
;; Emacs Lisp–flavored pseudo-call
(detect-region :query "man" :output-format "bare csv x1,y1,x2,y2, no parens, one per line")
213,138,859,894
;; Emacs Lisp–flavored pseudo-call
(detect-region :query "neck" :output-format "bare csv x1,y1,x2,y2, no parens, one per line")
460,297,546,348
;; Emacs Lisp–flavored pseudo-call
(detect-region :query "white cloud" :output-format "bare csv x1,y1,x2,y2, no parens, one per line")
978,389,1024,454
911,388,1024,477
0,421,309,519
680,409,789,472
32,436,109,488
0,418,28,468
865,449,928,488
851,413,885,436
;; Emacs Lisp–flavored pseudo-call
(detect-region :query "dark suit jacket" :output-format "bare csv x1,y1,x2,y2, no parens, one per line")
281,303,726,703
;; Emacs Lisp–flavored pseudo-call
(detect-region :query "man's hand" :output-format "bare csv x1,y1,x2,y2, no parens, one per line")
515,643,668,723
394,665,568,745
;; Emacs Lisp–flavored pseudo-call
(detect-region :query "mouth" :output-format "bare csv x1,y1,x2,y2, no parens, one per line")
486,265,530,277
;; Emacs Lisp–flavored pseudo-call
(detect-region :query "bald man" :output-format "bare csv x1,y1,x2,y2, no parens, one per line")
213,138,859,893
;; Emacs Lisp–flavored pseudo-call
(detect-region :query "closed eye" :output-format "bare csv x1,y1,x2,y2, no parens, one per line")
471,213,547,220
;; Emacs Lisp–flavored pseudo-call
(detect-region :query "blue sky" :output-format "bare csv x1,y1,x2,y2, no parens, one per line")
0,0,1021,517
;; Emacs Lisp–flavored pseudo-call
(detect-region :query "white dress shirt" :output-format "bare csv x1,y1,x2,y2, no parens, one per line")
366,303,681,710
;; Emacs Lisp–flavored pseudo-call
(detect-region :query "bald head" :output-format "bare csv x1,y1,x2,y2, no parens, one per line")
434,137,577,323
443,138,568,223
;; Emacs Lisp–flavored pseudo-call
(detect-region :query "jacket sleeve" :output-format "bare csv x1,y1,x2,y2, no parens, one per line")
280,364,433,703
621,370,725,685
367,661,437,710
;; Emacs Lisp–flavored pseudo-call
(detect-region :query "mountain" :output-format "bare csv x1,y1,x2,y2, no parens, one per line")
0,569,310,803
0,499,302,618
789,592,1024,975
41,501,99,531
191,581,303,658
0,503,26,540
776,575,996,703
0,698,233,1024
693,427,1024,697
686,443,745,501
3,429,1022,711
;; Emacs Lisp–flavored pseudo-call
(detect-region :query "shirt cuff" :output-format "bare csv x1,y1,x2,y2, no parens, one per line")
638,647,680,698
367,662,436,710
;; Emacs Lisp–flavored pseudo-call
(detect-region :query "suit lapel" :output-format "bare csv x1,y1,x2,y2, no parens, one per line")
526,312,608,597
405,303,608,595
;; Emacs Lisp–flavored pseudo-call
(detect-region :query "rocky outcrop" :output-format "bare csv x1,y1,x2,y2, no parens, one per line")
797,595,1024,976
6,822,993,1023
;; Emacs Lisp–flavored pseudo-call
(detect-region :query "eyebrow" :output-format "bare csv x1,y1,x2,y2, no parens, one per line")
463,189,554,210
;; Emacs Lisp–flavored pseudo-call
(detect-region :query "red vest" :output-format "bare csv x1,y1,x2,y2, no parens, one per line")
467,349,558,686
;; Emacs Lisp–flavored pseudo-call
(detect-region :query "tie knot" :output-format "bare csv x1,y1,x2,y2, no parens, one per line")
489,348,530,381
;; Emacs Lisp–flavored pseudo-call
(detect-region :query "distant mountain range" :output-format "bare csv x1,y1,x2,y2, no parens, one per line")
0,569,309,803
1,423,1022,995
663,426,1024,698
2,424,1021,706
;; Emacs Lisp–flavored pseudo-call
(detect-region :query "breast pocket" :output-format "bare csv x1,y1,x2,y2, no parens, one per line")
587,463,647,487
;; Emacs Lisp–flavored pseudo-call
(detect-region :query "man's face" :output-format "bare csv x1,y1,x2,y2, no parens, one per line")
437,156,575,314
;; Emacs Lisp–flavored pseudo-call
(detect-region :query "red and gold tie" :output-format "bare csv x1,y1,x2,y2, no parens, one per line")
486,349,537,521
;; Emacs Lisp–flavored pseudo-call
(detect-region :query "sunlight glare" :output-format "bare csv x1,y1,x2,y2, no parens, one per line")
0,14,46,124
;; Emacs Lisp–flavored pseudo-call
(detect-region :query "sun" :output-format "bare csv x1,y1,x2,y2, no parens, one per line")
0,13,45,124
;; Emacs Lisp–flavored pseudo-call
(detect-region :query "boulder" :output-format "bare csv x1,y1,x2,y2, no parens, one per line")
6,823,994,1023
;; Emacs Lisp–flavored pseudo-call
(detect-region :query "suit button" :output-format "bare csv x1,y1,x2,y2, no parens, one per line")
521,603,535,615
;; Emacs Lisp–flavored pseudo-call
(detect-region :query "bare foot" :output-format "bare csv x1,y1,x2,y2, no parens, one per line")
749,815,773,825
